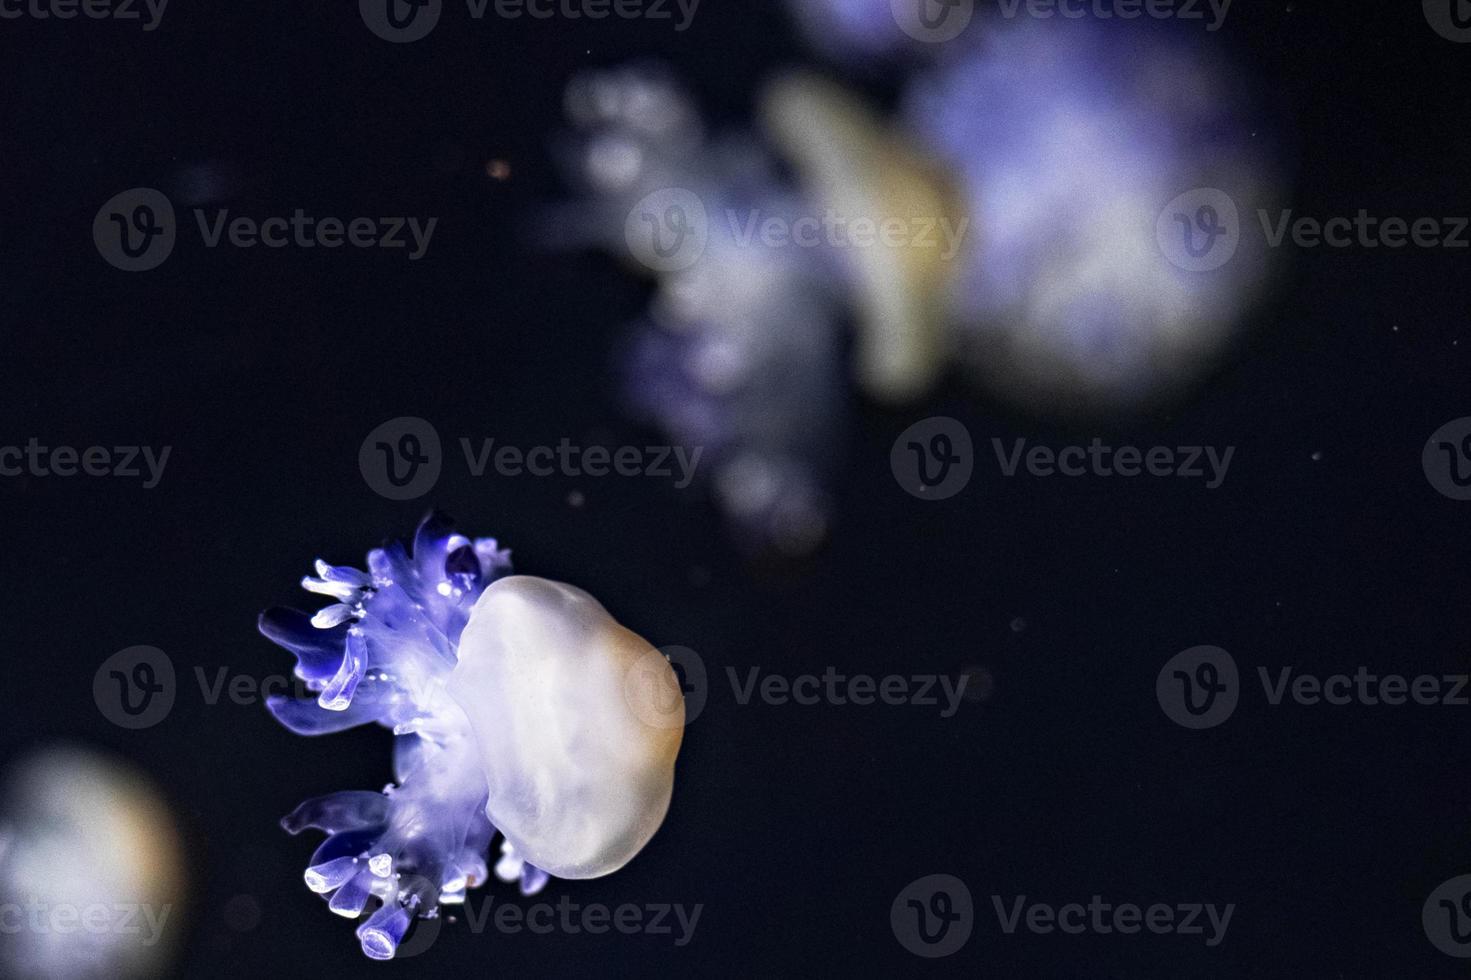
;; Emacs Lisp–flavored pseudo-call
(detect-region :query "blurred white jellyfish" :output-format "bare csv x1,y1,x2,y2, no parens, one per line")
901,19,1281,411
0,746,185,980
550,65,845,554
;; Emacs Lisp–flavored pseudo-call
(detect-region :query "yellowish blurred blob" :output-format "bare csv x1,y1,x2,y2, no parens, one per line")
760,73,968,403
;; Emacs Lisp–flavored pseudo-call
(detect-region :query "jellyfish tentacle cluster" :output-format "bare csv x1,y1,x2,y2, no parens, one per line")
260,512,684,959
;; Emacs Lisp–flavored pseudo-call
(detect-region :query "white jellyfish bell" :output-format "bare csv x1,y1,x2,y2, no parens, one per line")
450,576,684,880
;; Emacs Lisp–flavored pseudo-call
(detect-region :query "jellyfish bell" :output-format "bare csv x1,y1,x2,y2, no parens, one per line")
450,576,684,880
760,71,969,403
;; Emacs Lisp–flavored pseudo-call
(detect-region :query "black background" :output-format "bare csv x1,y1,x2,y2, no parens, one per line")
3,0,1470,976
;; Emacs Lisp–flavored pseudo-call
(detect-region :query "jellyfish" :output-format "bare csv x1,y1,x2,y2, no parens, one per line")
551,66,845,555
260,512,684,959
0,746,185,980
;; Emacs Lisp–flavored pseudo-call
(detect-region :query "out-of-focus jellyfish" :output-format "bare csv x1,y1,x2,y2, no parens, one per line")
0,746,185,980
759,72,967,402
551,66,844,554
902,19,1281,411
260,512,684,959
551,18,1279,545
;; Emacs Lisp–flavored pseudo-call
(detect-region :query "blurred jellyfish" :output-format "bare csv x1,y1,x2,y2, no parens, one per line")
759,72,967,402
0,746,185,980
550,19,1280,546
903,19,1281,411
551,66,845,554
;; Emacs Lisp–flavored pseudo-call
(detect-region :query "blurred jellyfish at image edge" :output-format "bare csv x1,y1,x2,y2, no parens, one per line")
261,512,685,959
0,746,185,980
551,15,1282,546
